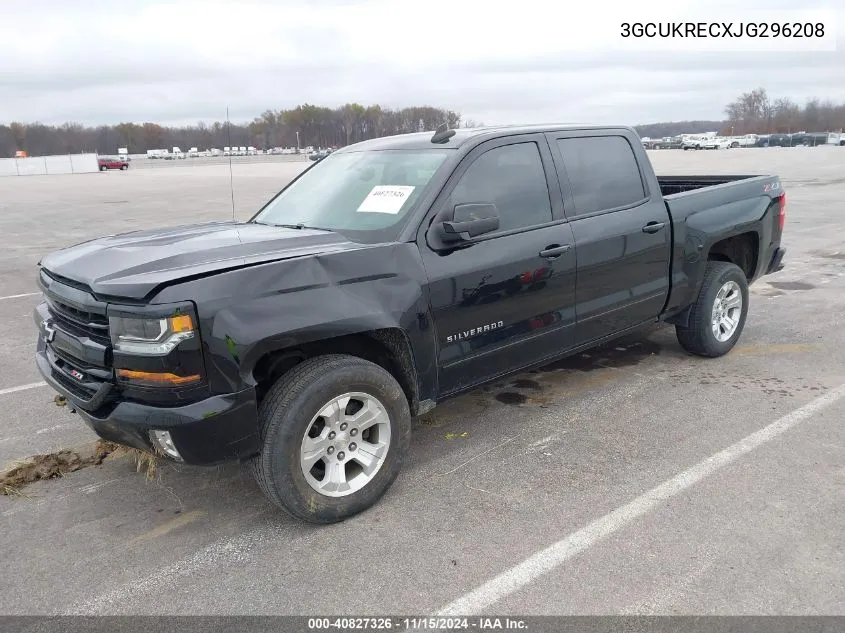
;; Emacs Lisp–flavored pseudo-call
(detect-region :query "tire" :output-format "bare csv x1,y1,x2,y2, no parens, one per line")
675,261,749,358
120,165,128,170
251,354,411,524
100,166,107,171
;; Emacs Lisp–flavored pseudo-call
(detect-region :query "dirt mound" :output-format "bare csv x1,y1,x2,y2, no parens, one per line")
1,440,123,495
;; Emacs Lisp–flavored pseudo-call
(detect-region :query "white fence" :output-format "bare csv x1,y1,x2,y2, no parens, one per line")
0,153,99,177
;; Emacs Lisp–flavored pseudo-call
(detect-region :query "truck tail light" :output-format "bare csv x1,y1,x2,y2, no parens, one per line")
777,193,786,231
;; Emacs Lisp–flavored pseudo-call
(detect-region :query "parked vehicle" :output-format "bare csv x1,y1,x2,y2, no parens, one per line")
146,149,167,159
758,133,791,147
701,137,732,150
682,135,706,150
34,124,786,523
654,136,684,150
790,132,837,147
97,157,129,171
727,134,759,148
819,133,840,146
308,148,329,162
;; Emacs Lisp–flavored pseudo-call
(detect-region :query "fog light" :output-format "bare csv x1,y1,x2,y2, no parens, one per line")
149,430,183,461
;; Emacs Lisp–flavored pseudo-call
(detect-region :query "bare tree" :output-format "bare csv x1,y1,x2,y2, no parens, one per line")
0,103,464,156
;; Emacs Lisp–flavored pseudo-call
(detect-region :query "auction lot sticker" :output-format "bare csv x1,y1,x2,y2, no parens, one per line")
357,185,415,214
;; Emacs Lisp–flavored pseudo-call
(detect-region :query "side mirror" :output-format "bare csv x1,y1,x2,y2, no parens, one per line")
440,203,500,243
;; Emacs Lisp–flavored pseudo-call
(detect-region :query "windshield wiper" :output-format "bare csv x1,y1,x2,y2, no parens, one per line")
254,221,325,231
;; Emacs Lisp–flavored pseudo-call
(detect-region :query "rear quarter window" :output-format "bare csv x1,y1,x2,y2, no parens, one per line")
556,136,646,216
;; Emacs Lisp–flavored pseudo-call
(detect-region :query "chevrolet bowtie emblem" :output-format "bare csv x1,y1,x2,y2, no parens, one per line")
41,320,56,343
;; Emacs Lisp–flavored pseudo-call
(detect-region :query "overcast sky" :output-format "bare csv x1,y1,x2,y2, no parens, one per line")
1,0,842,127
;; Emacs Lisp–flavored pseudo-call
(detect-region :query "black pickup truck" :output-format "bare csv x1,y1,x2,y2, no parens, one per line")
33,124,786,523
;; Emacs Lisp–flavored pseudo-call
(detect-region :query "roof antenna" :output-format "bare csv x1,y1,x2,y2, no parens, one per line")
226,106,236,222
431,122,456,144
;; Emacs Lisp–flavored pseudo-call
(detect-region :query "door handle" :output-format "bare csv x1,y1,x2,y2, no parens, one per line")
539,244,572,258
642,222,666,234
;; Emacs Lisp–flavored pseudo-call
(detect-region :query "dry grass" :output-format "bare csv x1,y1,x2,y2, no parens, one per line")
132,449,159,481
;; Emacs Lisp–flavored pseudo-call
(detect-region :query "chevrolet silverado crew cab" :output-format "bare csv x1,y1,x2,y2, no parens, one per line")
33,124,787,523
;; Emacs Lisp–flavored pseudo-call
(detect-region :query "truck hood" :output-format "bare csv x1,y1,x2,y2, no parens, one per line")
39,222,359,300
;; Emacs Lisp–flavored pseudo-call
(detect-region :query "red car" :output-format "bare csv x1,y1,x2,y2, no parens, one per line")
98,157,129,171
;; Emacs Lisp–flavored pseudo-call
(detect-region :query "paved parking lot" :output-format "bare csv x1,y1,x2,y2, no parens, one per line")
1,147,844,615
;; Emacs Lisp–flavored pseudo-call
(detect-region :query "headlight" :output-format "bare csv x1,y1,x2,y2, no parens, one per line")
109,314,196,356
109,307,205,390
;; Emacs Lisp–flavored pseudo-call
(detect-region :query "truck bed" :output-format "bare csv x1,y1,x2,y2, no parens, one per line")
658,175,761,196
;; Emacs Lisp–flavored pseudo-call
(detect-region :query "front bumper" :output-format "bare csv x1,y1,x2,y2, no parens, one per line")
35,343,260,465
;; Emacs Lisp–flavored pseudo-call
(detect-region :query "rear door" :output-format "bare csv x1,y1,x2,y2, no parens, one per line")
546,131,671,346
419,134,577,396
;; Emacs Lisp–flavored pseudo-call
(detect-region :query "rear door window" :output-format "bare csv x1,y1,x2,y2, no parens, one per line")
556,136,646,217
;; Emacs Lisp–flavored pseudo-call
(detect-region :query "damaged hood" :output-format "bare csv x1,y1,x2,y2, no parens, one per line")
39,221,360,300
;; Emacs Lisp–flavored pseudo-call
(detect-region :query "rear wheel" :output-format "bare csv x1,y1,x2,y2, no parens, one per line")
676,261,749,357
252,354,411,524
99,165,107,171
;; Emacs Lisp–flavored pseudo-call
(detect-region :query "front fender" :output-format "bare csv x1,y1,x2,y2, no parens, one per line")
153,243,437,401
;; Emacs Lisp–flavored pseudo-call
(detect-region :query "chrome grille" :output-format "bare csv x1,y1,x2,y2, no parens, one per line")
38,269,115,408
46,296,110,344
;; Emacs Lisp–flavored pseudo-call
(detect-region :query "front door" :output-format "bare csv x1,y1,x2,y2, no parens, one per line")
419,135,577,396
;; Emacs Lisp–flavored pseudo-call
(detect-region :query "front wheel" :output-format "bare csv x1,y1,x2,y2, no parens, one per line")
675,261,749,357
251,354,411,524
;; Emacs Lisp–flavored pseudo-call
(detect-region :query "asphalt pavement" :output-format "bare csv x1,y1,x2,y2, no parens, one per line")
1,147,843,616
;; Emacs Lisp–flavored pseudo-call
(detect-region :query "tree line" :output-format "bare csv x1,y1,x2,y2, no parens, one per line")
633,120,725,139
4,89,843,157
634,89,845,139
0,104,463,157
721,87,845,136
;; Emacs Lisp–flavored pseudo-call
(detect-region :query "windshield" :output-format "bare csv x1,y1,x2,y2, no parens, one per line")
253,149,452,242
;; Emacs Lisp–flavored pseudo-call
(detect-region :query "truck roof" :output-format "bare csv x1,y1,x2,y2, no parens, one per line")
335,124,636,152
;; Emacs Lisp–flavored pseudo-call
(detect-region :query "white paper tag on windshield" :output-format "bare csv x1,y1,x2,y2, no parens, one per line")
357,185,415,214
